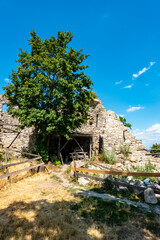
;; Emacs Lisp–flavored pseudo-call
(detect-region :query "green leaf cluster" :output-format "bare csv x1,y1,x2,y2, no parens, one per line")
3,31,94,158
150,143,160,156
119,116,132,129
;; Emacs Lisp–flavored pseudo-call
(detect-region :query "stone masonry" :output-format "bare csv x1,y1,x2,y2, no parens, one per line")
0,94,159,169
74,98,160,169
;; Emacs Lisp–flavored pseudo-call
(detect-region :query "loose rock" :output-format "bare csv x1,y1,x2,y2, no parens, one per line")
144,188,158,204
78,177,90,186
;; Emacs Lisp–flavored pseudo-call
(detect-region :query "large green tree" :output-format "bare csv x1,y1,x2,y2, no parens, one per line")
4,30,94,161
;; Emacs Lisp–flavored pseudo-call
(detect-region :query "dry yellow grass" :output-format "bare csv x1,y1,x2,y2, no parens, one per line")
0,170,159,240
0,158,37,189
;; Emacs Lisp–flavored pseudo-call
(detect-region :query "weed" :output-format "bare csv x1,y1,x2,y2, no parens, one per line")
53,159,61,166
131,160,157,181
120,143,130,160
65,168,71,174
102,148,115,164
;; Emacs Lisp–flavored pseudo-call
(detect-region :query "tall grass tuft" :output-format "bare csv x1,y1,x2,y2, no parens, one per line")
102,148,115,164
120,143,130,160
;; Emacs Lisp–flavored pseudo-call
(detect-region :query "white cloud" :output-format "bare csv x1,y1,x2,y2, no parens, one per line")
4,78,10,83
146,124,160,134
115,80,123,84
132,123,160,148
117,114,124,118
150,61,156,66
127,106,145,112
132,62,156,79
123,84,133,89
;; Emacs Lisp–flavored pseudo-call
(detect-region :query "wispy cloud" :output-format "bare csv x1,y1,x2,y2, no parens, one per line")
146,124,160,134
145,83,149,86
115,80,123,85
4,78,10,83
127,106,145,112
132,62,156,79
117,114,124,118
123,84,133,89
132,124,160,148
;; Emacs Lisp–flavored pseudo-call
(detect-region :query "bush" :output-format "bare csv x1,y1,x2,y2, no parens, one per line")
102,148,115,164
103,178,113,191
0,151,5,163
150,143,160,157
131,160,156,181
120,143,130,159
53,159,61,166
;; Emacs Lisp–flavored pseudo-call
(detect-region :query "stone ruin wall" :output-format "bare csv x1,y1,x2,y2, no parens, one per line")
0,94,159,169
0,95,34,153
75,98,160,170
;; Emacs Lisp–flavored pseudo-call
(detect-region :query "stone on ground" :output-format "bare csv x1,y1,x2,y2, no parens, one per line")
78,177,90,186
144,188,158,204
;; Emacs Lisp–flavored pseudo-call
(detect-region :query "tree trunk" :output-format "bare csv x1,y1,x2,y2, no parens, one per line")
47,134,50,157
58,136,64,165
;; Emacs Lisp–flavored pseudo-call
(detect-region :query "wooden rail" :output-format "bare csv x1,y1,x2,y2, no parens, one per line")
0,163,44,180
71,167,160,177
0,148,45,184
0,157,41,169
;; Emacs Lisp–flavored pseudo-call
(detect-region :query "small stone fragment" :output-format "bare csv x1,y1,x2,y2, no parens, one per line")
144,178,150,185
78,177,90,186
121,178,130,184
144,188,158,204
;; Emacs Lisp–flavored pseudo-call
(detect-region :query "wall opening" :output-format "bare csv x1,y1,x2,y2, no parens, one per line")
2,104,9,113
96,114,98,127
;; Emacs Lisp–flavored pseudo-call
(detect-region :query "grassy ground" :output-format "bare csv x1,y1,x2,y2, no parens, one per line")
0,158,35,189
0,170,160,240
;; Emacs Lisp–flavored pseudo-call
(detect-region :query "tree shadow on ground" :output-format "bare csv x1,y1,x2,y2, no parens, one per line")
0,195,159,240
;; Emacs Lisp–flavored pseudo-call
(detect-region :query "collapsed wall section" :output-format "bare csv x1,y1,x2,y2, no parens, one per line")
102,110,157,169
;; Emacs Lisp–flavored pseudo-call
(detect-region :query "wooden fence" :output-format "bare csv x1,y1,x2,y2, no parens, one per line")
71,166,160,177
0,148,45,184
71,161,160,194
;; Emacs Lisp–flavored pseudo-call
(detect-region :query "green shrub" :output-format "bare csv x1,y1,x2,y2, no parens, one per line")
53,159,61,166
150,143,160,157
102,148,115,164
120,143,130,159
131,160,156,181
0,151,5,162
103,178,113,191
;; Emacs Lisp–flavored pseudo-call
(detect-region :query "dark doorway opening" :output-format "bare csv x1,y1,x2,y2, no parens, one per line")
61,135,91,163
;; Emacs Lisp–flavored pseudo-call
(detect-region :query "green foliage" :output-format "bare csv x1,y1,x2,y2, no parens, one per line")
119,116,132,129
35,134,49,162
131,161,156,181
66,168,71,174
150,143,160,157
103,178,113,191
4,30,94,160
53,159,61,166
0,151,5,162
120,143,130,159
102,148,115,164
84,163,89,168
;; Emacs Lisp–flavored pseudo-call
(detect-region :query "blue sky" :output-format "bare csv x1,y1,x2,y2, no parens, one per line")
1,0,160,148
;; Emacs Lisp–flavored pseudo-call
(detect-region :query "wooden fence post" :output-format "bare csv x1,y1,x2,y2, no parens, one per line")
5,148,11,184
74,160,78,182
